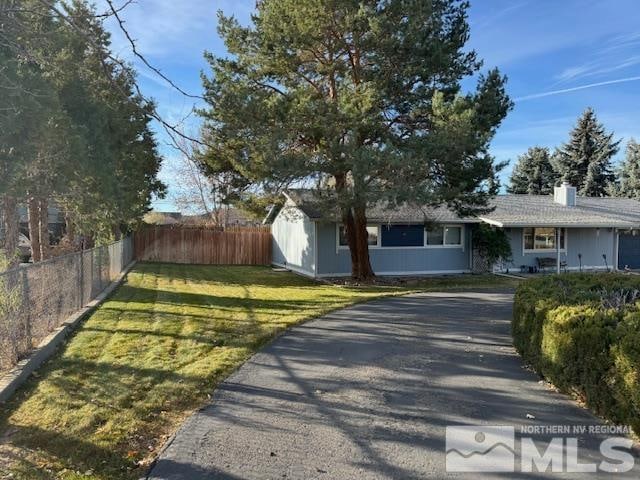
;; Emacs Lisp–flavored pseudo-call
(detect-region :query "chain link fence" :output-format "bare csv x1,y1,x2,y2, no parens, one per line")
0,237,133,372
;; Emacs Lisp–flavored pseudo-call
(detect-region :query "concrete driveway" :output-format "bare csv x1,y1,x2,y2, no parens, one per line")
147,290,638,479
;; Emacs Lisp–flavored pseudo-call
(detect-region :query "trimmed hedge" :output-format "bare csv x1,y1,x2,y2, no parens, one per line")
513,274,640,435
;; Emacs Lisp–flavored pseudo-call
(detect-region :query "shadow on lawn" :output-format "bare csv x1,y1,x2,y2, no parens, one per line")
0,353,238,479
2,423,128,478
134,262,318,289
115,285,339,311
0,264,302,479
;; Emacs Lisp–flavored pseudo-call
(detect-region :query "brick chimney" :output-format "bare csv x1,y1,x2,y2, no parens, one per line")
554,181,576,207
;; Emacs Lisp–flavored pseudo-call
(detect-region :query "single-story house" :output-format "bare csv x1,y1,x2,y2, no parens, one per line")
270,183,640,277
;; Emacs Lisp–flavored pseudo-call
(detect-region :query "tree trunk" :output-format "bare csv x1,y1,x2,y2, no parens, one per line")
65,212,75,244
82,234,95,250
342,209,359,276
1,195,20,268
352,204,375,280
27,196,41,263
38,197,50,260
334,171,375,281
342,206,375,281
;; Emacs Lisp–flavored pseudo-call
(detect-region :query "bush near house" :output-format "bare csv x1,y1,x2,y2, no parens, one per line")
513,274,640,435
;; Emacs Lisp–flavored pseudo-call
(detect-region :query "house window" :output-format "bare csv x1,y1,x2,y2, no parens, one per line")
426,226,444,246
523,227,566,251
338,225,379,247
381,224,424,247
444,226,462,245
426,225,463,247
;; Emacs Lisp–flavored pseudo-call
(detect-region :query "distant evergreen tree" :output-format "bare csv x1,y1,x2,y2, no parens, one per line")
610,139,640,199
507,147,557,194
552,108,620,196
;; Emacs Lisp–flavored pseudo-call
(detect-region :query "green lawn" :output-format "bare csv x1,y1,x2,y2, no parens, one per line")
0,264,518,479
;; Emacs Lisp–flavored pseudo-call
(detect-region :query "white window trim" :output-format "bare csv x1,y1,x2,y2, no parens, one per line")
425,224,465,250
336,223,465,251
336,224,381,251
522,227,568,254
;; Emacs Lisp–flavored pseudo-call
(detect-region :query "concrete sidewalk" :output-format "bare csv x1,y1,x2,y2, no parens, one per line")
148,290,638,479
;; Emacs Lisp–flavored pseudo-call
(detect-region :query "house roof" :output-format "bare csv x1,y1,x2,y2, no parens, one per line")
283,189,640,229
479,195,640,228
284,189,479,224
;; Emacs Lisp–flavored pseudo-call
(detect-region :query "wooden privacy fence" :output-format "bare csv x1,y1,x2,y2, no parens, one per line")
134,226,272,265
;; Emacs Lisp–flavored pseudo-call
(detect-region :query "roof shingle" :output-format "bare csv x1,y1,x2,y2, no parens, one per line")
481,195,640,228
284,190,640,228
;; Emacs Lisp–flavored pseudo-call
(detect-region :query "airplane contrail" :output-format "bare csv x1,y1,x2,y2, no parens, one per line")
515,75,640,102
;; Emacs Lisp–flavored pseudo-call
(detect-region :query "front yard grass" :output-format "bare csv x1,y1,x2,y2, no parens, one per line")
0,264,518,479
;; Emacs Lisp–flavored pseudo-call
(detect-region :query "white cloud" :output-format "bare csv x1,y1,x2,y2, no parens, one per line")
515,76,640,102
555,65,593,83
99,0,254,61
553,30,640,86
469,0,640,67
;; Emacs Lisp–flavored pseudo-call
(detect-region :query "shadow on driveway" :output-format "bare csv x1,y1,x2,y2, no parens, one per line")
148,290,638,479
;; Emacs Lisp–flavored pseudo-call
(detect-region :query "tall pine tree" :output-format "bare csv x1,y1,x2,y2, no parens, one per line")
199,0,512,279
611,139,640,199
508,147,557,194
552,108,620,196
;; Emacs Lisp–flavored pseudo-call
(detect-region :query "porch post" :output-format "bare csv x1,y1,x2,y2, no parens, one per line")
613,228,619,271
556,227,560,274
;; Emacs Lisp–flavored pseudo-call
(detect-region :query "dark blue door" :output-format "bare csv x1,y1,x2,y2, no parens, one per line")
618,233,640,269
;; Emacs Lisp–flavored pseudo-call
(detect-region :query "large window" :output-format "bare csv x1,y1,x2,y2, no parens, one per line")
426,225,463,247
523,227,566,251
381,224,424,247
337,223,464,248
338,225,379,247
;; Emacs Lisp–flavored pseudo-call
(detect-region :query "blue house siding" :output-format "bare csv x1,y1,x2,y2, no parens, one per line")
505,227,616,271
271,204,316,276
315,222,471,276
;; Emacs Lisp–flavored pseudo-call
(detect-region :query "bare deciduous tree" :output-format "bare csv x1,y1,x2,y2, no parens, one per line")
169,138,236,227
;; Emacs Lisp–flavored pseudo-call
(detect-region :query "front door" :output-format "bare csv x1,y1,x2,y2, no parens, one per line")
618,231,640,269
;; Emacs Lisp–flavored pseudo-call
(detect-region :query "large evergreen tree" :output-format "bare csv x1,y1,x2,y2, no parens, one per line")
0,0,72,261
49,1,165,242
199,0,512,279
611,139,640,199
0,0,165,258
552,108,620,197
507,147,557,194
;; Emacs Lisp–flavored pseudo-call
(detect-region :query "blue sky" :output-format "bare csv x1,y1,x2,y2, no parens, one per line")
100,0,640,211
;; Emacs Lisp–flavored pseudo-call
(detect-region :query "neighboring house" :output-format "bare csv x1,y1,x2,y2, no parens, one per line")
17,205,66,241
270,183,640,277
0,204,65,244
143,211,183,225
223,207,262,227
171,208,260,227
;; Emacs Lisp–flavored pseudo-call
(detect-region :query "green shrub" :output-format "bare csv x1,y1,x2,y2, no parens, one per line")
513,273,640,435
472,224,513,266
611,312,640,433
